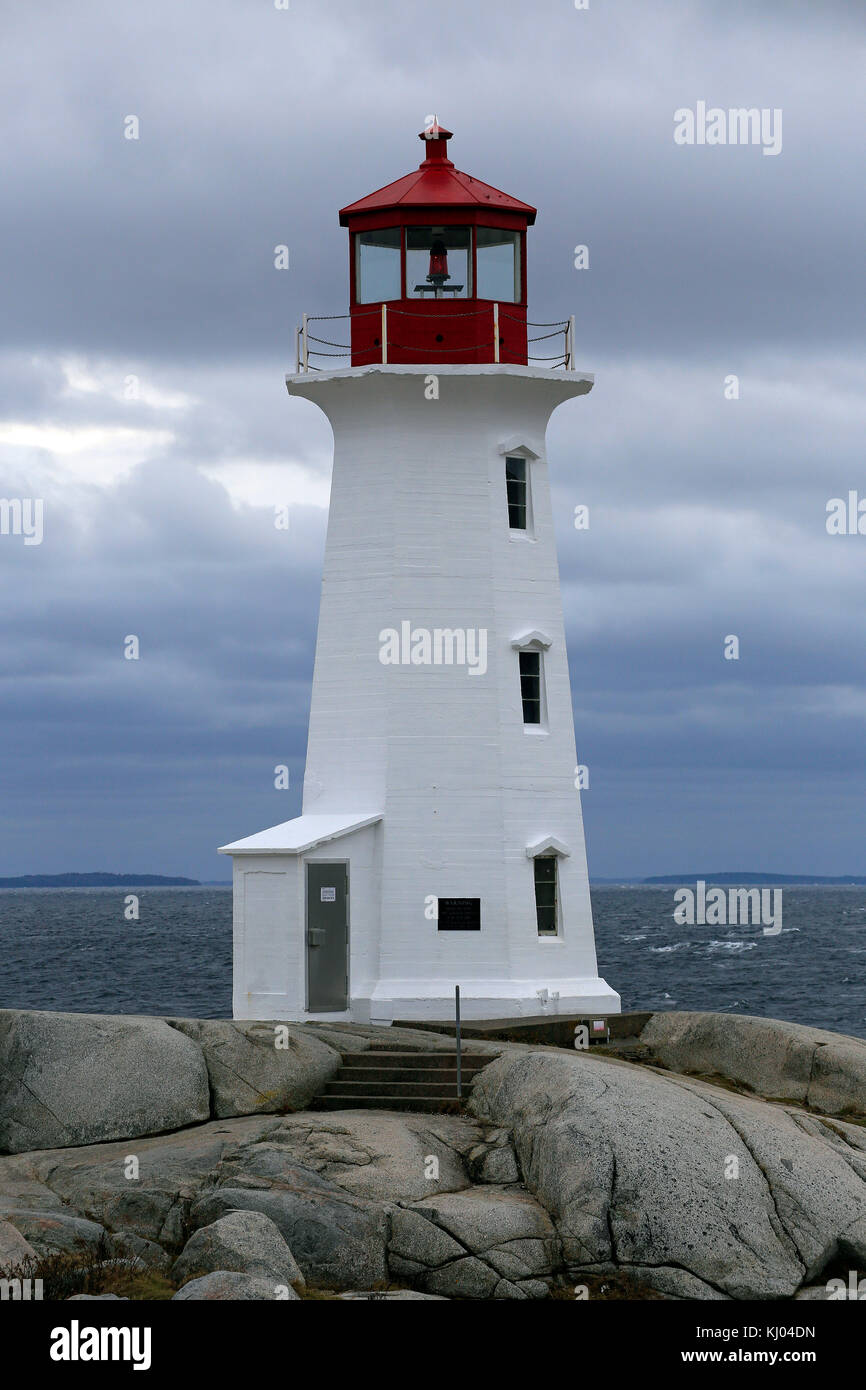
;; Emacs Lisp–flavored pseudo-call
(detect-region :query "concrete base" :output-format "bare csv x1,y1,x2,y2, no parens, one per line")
366,977,621,1025
238,979,620,1025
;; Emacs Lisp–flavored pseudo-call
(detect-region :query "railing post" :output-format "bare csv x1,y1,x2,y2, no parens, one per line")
381,304,388,364
568,314,575,370
301,313,309,373
455,985,462,1100
493,302,500,364
295,325,301,375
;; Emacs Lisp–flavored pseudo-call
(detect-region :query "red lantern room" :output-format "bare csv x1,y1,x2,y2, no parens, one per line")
338,119,537,367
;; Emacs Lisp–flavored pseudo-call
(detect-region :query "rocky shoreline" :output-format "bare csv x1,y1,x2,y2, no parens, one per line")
1,1009,864,1300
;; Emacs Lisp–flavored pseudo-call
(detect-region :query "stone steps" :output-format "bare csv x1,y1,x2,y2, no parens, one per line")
312,1047,493,1113
343,1049,492,1070
324,1078,476,1098
325,1066,484,1086
313,1096,465,1113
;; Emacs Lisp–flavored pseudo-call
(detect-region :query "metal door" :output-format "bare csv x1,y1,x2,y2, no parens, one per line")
306,862,349,1011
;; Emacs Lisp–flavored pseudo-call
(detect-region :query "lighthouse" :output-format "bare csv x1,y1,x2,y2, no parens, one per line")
220,120,620,1025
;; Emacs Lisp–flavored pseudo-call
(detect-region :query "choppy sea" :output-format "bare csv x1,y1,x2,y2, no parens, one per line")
0,885,863,1039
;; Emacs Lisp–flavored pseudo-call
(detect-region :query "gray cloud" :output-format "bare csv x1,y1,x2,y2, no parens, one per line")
0,0,864,877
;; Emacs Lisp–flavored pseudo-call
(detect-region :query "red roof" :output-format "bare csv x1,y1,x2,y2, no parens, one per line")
339,121,536,226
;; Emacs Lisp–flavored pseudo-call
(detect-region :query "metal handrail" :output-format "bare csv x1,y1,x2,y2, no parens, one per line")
455,985,462,1100
295,308,576,372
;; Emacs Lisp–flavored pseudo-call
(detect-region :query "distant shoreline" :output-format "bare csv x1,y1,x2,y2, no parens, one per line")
0,873,202,888
592,874,866,886
0,871,862,890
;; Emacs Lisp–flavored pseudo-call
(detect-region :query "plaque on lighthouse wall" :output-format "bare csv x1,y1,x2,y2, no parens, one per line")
437,897,481,931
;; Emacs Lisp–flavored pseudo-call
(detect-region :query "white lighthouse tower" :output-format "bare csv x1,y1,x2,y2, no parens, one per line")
220,120,619,1025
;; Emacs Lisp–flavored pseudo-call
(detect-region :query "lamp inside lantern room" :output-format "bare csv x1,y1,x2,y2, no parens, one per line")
426,234,450,288
412,226,465,297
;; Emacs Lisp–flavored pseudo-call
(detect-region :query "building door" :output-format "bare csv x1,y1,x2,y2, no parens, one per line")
306,862,349,1011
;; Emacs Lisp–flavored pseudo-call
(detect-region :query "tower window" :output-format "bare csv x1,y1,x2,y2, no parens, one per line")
355,228,401,304
519,649,542,724
505,456,527,530
476,227,521,303
534,856,559,936
407,226,471,298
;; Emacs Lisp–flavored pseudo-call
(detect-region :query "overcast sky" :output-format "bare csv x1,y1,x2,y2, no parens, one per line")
1,0,864,879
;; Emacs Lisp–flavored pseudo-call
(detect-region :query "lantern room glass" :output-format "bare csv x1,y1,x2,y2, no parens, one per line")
476,227,521,303
406,226,471,298
355,228,402,304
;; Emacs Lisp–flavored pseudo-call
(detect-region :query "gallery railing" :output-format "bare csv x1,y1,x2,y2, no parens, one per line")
294,305,576,372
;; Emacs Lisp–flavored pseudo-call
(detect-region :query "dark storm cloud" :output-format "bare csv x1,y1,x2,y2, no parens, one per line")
0,441,326,872
0,0,864,877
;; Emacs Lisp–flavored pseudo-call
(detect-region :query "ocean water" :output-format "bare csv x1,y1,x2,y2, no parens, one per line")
592,886,866,1040
0,885,864,1039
